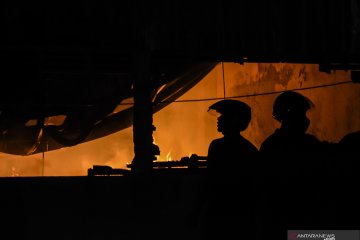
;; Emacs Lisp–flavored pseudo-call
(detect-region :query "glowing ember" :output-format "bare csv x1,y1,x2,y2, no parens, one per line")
10,166,19,177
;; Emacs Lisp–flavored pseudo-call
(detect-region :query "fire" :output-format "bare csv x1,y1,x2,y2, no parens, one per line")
156,151,172,162
166,152,172,161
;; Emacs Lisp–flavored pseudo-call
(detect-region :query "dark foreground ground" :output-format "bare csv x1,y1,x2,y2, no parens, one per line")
1,169,359,240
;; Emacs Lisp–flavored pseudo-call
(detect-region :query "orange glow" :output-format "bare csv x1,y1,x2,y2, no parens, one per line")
1,63,359,176
10,166,20,177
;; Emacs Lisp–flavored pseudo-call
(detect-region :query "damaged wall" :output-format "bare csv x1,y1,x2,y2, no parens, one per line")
221,63,359,146
154,62,360,162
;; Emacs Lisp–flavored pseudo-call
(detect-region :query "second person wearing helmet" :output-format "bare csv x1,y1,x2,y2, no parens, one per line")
259,91,322,176
258,91,329,238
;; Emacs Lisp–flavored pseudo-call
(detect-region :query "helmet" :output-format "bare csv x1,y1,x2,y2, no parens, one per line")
272,91,313,122
208,99,251,131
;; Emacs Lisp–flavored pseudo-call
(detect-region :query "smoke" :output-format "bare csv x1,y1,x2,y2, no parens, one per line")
1,63,359,176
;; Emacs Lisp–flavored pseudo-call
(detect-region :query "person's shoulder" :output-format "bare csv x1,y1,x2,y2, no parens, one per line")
303,133,321,143
261,133,277,144
210,137,225,145
208,137,225,149
241,137,258,152
339,131,360,150
259,130,280,151
340,131,360,144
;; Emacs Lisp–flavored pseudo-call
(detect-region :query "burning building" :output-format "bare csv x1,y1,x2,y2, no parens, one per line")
0,62,359,176
1,1,360,239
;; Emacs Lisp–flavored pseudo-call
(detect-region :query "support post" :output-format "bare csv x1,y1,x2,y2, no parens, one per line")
129,0,160,174
131,51,157,174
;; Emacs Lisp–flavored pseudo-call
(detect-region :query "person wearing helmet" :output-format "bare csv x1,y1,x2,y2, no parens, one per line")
259,91,322,176
199,99,259,239
207,99,259,177
258,91,327,237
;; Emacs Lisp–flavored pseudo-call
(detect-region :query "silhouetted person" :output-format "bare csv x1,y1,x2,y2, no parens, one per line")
189,99,259,239
207,99,259,178
260,91,323,176
338,130,360,175
334,130,360,228
259,91,331,237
